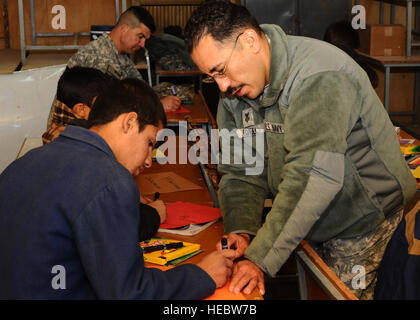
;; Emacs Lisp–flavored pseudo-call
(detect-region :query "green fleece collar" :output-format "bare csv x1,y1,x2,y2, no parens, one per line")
241,24,290,110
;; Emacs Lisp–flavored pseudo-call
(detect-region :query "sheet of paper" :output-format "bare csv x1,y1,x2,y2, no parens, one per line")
165,106,191,114
137,172,202,195
159,202,222,229
158,220,219,236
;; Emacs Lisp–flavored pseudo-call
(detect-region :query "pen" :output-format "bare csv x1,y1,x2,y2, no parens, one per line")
221,238,228,250
142,242,184,253
170,85,177,96
154,192,160,201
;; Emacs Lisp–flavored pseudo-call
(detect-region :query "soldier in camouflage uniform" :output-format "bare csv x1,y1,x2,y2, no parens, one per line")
67,6,180,113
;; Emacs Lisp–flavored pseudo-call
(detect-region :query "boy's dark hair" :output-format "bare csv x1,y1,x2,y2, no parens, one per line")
88,78,166,132
184,1,263,53
324,20,378,88
57,67,115,109
121,6,156,33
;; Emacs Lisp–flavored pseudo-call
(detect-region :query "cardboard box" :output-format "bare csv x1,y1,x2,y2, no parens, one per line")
359,24,405,56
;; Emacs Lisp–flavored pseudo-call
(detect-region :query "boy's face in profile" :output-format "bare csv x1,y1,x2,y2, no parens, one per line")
117,120,163,176
72,96,97,120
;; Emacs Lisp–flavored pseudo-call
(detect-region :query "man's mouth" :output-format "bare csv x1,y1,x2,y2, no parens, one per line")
229,86,244,96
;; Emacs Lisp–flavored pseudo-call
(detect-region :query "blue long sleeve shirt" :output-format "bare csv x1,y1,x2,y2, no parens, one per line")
0,125,215,299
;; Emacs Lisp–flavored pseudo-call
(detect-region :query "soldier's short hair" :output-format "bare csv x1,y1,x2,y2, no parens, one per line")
117,6,156,33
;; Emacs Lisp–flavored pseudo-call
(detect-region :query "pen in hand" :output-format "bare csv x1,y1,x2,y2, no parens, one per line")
154,192,160,201
221,238,229,250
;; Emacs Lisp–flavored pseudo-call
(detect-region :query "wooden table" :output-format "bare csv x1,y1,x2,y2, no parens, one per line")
149,220,263,300
134,161,215,207
295,241,358,300
134,150,262,299
166,91,212,129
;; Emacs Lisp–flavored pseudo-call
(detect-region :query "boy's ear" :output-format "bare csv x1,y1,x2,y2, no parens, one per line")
122,112,138,134
72,103,91,120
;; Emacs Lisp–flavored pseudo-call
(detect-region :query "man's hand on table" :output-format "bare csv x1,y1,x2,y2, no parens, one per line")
216,233,265,296
216,233,251,259
161,95,181,112
230,259,265,296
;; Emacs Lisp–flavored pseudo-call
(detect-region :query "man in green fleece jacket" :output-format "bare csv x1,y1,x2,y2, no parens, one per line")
185,1,416,300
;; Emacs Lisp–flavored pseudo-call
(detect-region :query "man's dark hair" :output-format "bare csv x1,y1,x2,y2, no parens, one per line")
88,78,166,131
119,6,156,33
184,1,262,53
57,67,115,109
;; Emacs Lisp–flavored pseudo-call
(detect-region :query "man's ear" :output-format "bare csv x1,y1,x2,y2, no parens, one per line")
122,112,138,134
242,29,261,54
119,23,130,34
72,103,91,120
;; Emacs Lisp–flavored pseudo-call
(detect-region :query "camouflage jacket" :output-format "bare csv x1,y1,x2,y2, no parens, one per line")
67,34,142,80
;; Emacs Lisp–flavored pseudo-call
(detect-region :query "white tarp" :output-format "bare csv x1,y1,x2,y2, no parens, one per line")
0,64,66,173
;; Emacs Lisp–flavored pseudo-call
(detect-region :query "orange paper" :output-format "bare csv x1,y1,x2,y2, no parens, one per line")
159,202,222,229
146,266,245,300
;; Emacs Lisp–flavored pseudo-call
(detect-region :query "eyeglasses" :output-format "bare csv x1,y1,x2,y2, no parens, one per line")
203,32,244,83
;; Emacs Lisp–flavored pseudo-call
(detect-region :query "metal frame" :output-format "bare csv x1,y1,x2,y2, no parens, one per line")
365,56,420,121
18,0,127,64
295,250,348,300
383,63,420,118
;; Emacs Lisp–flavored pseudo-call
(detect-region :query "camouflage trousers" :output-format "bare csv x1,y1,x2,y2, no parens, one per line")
315,209,403,300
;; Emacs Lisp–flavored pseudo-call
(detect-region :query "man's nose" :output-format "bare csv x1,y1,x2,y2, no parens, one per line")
215,77,231,93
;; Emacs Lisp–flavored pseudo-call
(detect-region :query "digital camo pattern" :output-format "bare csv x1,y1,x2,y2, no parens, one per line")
317,209,403,300
152,82,194,101
67,34,142,80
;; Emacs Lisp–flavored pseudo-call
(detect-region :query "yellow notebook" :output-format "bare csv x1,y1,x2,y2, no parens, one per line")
140,238,201,266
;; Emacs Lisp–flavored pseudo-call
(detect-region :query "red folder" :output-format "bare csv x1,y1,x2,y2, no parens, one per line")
159,201,222,229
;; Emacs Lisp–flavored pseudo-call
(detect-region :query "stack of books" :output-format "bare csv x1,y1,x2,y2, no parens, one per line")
140,237,202,266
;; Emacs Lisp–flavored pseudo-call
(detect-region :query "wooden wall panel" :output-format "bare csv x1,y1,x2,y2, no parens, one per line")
143,4,199,33
0,0,5,49
7,0,119,49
